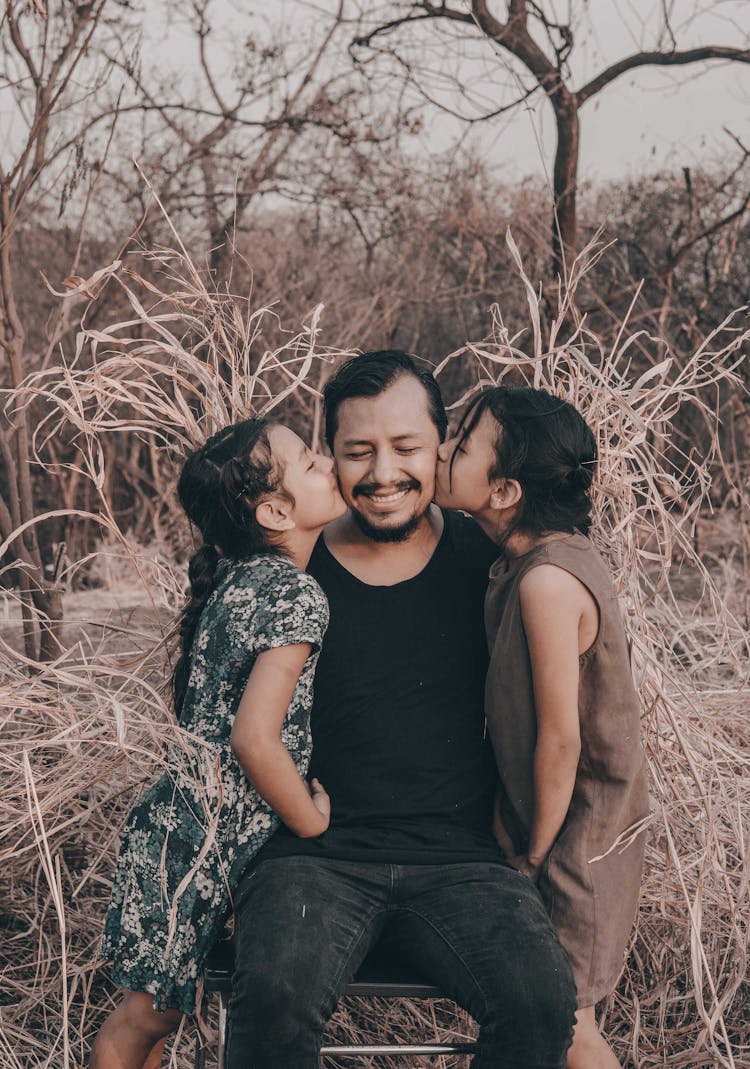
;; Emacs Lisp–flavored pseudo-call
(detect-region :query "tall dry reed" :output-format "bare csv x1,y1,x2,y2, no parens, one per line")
1,228,748,1067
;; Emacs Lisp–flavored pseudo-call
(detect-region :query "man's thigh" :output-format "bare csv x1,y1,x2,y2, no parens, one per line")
229,856,390,1031
381,863,576,1062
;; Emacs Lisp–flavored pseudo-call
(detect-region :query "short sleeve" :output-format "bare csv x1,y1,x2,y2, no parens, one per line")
251,565,329,655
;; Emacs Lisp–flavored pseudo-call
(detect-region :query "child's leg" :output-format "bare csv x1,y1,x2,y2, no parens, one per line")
141,1037,169,1069
566,1005,621,1069
89,991,182,1069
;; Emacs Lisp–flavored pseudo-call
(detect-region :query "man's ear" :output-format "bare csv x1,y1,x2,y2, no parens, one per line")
255,495,295,533
489,478,522,511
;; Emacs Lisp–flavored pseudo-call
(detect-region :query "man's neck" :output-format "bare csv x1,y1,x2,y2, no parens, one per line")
283,526,324,571
324,505,444,586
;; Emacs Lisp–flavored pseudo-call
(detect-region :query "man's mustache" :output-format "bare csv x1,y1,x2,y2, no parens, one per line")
353,478,421,498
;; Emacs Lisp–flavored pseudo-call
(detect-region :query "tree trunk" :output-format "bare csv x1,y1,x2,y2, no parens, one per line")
33,584,64,662
17,571,38,661
1,308,65,662
551,88,580,278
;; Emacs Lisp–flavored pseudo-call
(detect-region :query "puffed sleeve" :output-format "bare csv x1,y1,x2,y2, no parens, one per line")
250,563,329,654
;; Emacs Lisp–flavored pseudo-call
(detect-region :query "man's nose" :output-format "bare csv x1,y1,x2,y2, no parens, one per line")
370,450,400,485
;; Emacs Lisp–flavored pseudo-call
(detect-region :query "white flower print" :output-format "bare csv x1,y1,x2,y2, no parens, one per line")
194,872,215,900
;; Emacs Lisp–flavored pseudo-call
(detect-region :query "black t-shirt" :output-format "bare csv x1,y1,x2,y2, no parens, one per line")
256,510,504,865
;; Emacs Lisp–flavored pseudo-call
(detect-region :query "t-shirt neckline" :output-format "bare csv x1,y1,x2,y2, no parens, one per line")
318,514,449,591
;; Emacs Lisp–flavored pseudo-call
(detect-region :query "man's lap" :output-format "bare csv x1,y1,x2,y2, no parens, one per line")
231,854,570,999
227,856,576,1068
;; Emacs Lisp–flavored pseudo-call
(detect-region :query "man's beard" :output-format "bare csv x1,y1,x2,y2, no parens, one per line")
350,506,425,543
350,478,427,543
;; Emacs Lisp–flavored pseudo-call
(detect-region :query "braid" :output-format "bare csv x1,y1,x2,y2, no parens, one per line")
172,545,220,720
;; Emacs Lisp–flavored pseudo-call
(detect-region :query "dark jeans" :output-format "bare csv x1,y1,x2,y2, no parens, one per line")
226,856,575,1068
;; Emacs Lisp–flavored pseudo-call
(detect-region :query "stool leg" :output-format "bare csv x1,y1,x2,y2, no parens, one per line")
194,991,211,1069
194,1029,207,1069
217,992,228,1069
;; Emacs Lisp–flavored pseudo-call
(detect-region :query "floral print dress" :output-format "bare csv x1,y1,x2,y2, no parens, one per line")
100,553,329,1014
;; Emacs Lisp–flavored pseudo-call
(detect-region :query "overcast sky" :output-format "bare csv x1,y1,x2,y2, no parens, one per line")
465,2,750,183
148,0,749,186
4,2,744,196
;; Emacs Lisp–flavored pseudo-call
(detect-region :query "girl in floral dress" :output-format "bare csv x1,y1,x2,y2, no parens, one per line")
91,418,345,1069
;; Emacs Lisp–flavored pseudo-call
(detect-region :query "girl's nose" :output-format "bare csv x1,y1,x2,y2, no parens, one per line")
320,454,334,474
437,439,452,463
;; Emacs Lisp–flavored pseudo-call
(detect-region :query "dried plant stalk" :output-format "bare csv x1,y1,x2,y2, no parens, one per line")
1,231,748,1068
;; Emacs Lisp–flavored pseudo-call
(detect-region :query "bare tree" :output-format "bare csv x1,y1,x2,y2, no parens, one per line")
0,0,127,660
349,1,750,275
103,0,408,286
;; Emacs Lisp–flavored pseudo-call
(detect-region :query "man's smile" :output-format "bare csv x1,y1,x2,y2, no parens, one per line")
361,488,411,506
354,479,420,509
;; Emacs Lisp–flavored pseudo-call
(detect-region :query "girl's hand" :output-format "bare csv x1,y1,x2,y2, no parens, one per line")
310,778,330,829
508,854,543,884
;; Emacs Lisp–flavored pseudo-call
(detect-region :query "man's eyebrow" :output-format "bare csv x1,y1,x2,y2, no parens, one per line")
340,433,425,447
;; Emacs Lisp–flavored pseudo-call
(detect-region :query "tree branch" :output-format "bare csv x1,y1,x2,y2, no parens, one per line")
351,11,447,51
578,46,750,106
667,188,750,272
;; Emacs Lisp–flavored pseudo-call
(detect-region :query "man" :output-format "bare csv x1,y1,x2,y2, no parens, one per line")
227,351,575,1068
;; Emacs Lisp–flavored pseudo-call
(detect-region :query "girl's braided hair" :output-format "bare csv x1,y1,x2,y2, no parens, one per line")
172,418,287,720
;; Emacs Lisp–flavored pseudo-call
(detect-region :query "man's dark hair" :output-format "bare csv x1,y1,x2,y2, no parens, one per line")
323,349,448,448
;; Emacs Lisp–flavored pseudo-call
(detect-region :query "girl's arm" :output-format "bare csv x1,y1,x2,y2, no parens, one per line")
230,643,329,838
519,564,590,876
492,785,517,857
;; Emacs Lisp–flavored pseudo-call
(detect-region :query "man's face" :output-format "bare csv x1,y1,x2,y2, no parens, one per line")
332,374,441,542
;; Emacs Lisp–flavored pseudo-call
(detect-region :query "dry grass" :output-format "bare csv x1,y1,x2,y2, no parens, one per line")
1,228,749,1067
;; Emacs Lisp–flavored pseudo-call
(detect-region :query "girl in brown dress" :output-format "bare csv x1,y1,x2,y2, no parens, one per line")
434,386,649,1069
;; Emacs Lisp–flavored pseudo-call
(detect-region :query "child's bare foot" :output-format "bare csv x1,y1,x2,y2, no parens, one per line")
89,991,182,1069
566,1005,621,1069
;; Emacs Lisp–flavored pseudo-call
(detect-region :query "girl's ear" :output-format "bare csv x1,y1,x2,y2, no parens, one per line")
255,494,295,533
489,478,522,511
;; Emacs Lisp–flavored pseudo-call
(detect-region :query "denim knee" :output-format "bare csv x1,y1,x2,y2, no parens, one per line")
231,955,323,1048
528,955,577,1055
475,944,576,1068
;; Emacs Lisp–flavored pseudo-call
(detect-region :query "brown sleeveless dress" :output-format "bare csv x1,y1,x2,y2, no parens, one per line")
484,532,650,1007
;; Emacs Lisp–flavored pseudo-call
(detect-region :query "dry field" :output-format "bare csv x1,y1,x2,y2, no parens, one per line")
1,236,749,1067
1,517,747,1069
